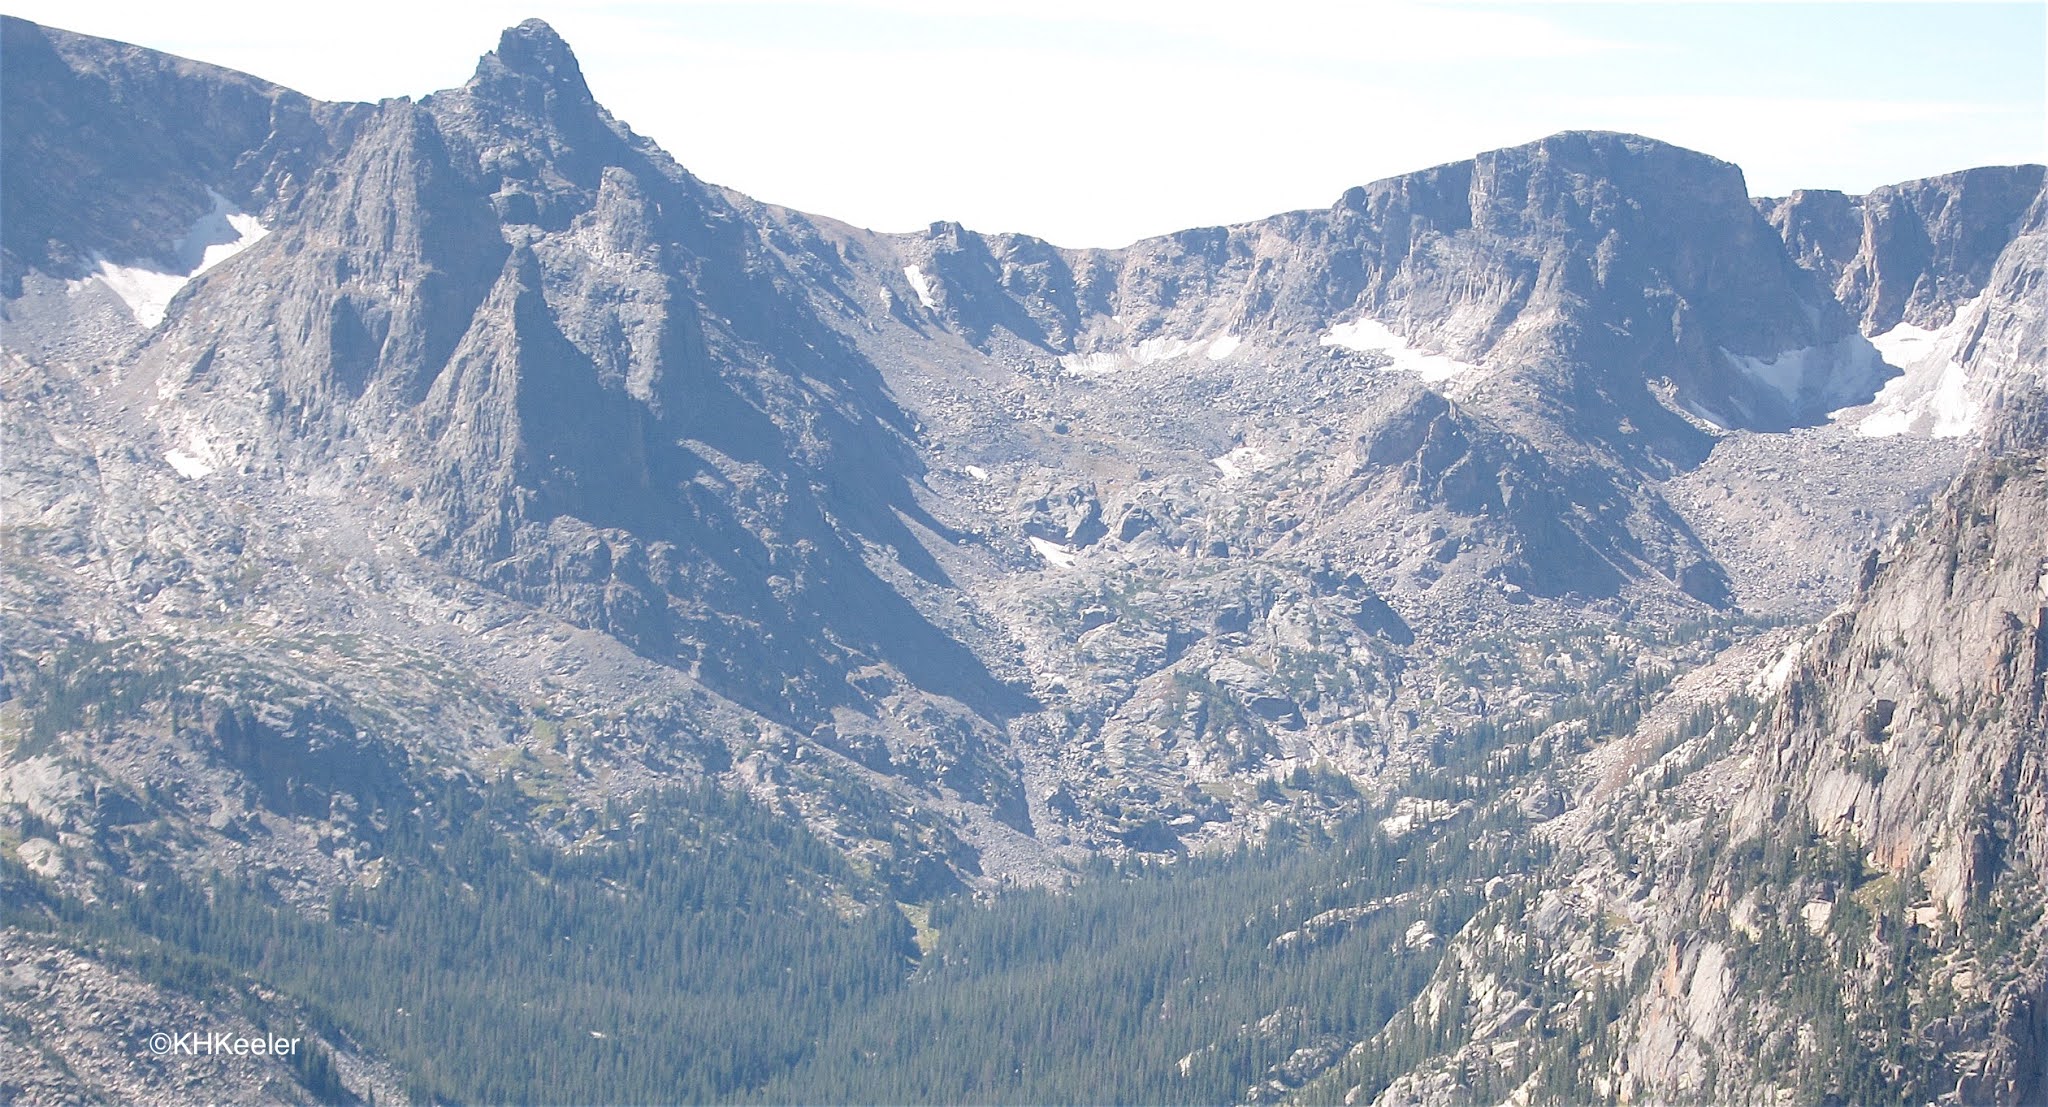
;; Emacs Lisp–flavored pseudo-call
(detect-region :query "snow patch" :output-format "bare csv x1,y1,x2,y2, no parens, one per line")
1681,400,1730,432
82,190,269,327
165,449,215,479
1843,296,1984,438
93,266,197,331
1870,313,1953,369
1132,336,1197,364
1058,351,1127,377
1725,347,1812,404
191,207,267,272
1725,333,1885,412
902,265,938,310
1058,333,1237,376
964,465,990,482
1319,317,1478,382
165,432,227,479
1028,536,1077,568
1210,446,1271,479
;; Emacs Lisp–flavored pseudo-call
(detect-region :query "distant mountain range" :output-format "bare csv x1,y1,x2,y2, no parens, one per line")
3,15,2043,1104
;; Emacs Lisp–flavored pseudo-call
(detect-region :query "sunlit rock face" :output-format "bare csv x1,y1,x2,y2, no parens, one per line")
3,13,2046,1103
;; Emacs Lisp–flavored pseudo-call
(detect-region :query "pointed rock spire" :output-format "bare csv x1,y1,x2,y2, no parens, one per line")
469,18,596,109
492,20,587,89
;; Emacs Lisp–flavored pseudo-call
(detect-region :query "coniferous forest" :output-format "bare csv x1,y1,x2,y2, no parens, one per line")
3,667,1569,1107
5,777,1539,1105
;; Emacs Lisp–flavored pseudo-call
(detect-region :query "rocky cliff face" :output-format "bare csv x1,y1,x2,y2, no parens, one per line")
3,15,2046,1103
0,17,363,296
1303,266,2048,1106
5,15,1042,949
932,132,1873,437
6,7,2038,904
1611,430,2048,1105
1965,191,2048,418
8,17,1032,736
1760,165,2045,335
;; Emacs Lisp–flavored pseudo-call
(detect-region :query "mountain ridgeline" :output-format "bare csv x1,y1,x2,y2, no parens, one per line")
2,15,2045,1105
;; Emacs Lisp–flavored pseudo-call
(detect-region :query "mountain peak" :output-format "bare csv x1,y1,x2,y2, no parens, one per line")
1495,129,1743,180
499,18,572,59
475,17,592,102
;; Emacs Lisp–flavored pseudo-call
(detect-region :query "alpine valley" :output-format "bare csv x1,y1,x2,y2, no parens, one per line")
2,15,2045,1105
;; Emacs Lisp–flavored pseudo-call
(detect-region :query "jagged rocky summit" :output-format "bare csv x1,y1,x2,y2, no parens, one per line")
2,14,2045,1105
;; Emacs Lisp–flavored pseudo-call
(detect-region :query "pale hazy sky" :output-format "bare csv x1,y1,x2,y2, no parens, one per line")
7,1,2044,248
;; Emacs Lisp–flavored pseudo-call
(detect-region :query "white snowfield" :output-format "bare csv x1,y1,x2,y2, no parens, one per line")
1057,332,1241,377
1723,332,1884,413
1845,296,1985,438
164,432,227,480
1058,351,1127,377
1724,346,1816,403
164,449,215,479
1680,400,1732,432
1210,445,1271,479
1318,317,1479,382
902,265,939,310
81,190,269,328
1027,536,1078,568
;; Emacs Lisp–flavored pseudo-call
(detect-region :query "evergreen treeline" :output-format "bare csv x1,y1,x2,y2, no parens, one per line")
13,777,1536,1105
757,811,1520,1106
50,783,915,1105
3,625,1688,1105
